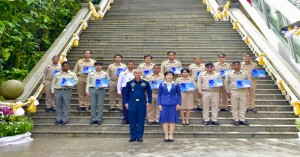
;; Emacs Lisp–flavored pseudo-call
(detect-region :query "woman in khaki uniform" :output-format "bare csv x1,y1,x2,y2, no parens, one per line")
175,68,195,125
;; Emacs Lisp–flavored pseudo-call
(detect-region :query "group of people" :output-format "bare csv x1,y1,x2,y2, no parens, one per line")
43,50,258,142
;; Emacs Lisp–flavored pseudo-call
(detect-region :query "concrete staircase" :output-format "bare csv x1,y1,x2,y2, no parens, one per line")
31,0,298,138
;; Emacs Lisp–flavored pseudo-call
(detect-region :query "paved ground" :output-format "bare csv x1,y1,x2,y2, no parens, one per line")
1,138,300,157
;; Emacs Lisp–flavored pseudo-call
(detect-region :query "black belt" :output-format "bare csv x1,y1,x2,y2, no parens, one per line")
56,88,71,90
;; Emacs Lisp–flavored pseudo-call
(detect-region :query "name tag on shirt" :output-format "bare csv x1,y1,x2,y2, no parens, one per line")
60,78,75,87
143,69,153,76
95,79,110,88
82,66,96,74
196,71,201,79
220,70,231,77
116,68,127,76
209,79,223,88
53,69,60,76
180,82,195,92
252,69,266,78
170,67,182,75
151,80,164,89
236,80,251,88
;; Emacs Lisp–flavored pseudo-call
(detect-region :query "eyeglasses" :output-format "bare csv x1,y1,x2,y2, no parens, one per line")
219,56,225,58
206,66,213,68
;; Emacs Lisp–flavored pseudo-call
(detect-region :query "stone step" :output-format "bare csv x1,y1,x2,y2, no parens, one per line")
31,131,298,138
33,110,295,118
32,117,296,125
32,124,297,132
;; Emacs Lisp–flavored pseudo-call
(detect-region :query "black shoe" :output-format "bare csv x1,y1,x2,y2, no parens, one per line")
46,108,52,112
116,108,122,112
129,138,136,142
210,121,220,125
233,121,239,126
55,121,61,125
108,108,115,111
203,121,209,125
148,122,154,125
250,108,257,113
168,139,174,142
97,120,103,125
239,121,249,126
137,138,143,142
82,107,89,111
61,121,67,125
78,107,83,111
121,120,129,125
220,108,229,112
193,108,202,112
51,107,56,112
246,109,250,112
90,121,96,125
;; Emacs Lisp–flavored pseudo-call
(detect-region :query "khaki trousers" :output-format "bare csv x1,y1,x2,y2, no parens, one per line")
247,79,256,109
147,91,160,122
45,81,55,108
194,83,202,108
109,80,122,108
77,76,89,107
231,89,247,121
219,85,228,108
202,90,219,122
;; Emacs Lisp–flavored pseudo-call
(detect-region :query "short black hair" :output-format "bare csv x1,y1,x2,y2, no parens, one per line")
218,53,226,57
52,55,59,59
167,51,176,55
232,61,241,65
144,54,153,59
94,61,103,66
114,54,123,59
84,50,92,54
127,60,135,65
243,53,252,57
181,68,190,74
153,64,160,67
205,62,214,67
194,57,202,60
164,71,174,77
61,61,70,67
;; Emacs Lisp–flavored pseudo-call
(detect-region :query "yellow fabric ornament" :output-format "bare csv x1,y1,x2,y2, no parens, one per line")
288,26,293,31
82,20,88,30
72,34,79,47
203,0,207,4
207,6,211,12
258,53,265,65
277,79,285,91
27,96,37,113
295,28,300,36
12,102,24,115
222,10,228,18
223,1,231,10
107,6,111,11
293,100,300,116
244,36,250,44
59,53,67,64
233,20,238,29
111,0,114,4
214,11,221,19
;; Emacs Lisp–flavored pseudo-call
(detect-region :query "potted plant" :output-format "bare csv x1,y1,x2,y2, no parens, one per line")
295,118,300,139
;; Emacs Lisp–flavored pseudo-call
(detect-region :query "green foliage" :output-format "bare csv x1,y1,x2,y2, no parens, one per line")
295,118,300,131
0,0,80,83
0,116,34,137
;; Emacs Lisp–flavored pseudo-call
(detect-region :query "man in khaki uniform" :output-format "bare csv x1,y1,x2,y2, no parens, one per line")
145,64,164,125
43,55,61,112
214,53,231,112
73,50,96,111
161,51,182,76
198,63,222,125
225,61,250,126
188,57,205,111
108,54,127,111
241,53,258,113
138,54,155,77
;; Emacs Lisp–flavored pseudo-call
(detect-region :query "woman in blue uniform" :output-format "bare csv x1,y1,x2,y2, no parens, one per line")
158,71,182,142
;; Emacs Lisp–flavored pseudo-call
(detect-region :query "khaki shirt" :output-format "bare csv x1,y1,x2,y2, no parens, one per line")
214,62,231,71
145,73,164,92
176,77,195,91
43,63,61,83
188,63,205,81
138,62,155,76
51,70,78,93
73,58,96,77
161,59,182,74
224,70,250,93
197,71,222,92
107,63,127,81
241,62,257,80
86,71,110,93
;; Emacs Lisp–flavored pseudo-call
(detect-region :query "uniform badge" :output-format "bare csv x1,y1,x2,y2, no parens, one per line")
141,82,146,86
131,82,135,86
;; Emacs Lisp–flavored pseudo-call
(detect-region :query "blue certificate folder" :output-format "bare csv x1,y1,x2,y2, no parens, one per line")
82,66,96,74
170,67,182,75
220,70,231,77
144,69,153,76
180,82,195,92
209,79,223,88
53,69,60,76
252,69,266,78
151,80,163,89
196,71,201,79
116,68,127,76
60,78,75,87
236,80,251,88
95,79,110,88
